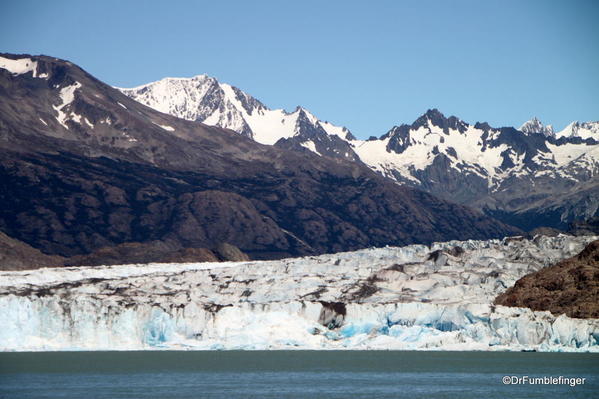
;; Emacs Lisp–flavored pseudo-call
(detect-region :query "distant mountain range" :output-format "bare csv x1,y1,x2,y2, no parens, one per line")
121,76,599,230
0,53,519,265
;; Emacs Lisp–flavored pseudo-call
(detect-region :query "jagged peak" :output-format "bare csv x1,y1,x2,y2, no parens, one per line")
292,106,318,123
413,108,445,126
411,109,468,134
519,117,554,136
424,108,446,119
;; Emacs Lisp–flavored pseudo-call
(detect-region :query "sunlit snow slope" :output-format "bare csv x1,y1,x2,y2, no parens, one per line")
118,76,354,145
1,235,598,351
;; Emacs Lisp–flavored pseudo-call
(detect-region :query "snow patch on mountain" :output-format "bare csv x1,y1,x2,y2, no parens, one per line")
556,121,599,140
52,82,82,129
0,56,40,77
241,106,301,145
152,122,175,132
300,140,320,155
547,141,599,167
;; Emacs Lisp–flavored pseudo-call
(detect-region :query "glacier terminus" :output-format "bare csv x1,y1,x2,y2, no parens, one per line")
1,234,598,352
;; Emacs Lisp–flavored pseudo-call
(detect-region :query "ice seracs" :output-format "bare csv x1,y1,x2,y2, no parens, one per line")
1,234,598,351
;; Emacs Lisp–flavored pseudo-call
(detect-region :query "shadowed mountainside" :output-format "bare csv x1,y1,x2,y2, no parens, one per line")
0,53,520,263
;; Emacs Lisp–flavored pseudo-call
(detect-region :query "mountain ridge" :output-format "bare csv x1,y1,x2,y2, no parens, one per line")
119,74,599,230
0,53,519,263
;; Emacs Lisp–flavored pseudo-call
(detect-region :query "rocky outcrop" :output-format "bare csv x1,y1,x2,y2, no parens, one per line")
213,243,250,262
0,235,241,269
64,241,227,267
0,231,64,270
158,248,220,263
495,240,599,318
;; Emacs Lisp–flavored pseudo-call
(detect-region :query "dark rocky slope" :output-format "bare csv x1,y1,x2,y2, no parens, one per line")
0,231,64,270
569,217,599,236
0,53,520,263
495,240,599,318
0,229,248,270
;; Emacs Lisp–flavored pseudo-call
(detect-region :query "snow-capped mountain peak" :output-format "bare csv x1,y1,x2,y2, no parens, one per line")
119,75,260,139
519,117,554,136
119,75,355,149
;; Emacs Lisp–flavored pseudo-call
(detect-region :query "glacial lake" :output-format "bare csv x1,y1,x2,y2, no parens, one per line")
1,351,598,398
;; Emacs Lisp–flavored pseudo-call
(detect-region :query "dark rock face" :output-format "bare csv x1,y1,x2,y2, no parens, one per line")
411,108,468,134
230,85,267,116
495,240,599,319
0,149,518,261
384,124,412,154
0,53,520,265
159,190,290,253
0,220,229,269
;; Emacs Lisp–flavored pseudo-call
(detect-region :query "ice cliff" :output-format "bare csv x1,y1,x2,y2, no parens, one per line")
1,235,598,351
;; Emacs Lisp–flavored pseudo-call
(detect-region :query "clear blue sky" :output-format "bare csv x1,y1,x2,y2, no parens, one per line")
1,0,598,138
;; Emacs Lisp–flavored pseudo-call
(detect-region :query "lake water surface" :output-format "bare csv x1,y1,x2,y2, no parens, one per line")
1,351,597,398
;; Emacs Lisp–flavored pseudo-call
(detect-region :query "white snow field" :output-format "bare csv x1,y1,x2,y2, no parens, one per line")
1,235,598,352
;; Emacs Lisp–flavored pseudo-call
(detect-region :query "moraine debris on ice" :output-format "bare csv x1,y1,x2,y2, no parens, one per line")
1,235,598,351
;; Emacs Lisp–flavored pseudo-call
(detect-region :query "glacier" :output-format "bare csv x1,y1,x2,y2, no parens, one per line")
1,234,598,352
